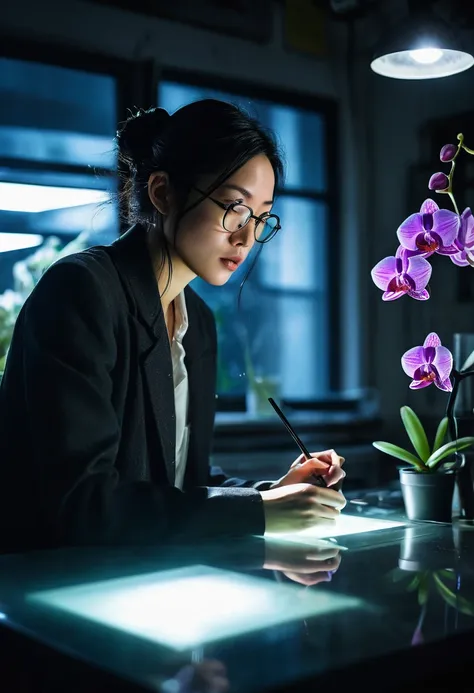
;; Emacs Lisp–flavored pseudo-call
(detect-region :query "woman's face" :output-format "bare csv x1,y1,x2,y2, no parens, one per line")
166,154,276,286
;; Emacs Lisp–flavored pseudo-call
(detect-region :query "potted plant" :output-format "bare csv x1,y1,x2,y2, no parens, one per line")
371,133,474,522
373,404,474,521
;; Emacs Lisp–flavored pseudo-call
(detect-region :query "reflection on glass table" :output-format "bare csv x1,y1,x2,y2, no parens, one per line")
265,513,406,544
27,565,363,652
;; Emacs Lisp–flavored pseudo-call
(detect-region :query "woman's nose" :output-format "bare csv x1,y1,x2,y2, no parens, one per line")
230,221,254,247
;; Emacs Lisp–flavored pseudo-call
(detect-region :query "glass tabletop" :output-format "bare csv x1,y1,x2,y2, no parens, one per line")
1,507,474,692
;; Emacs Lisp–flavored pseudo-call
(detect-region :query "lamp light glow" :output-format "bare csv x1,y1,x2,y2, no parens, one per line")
409,47,443,64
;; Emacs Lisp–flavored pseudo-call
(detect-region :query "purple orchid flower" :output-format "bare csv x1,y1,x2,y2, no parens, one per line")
371,246,432,301
397,199,460,257
442,207,474,267
401,332,453,392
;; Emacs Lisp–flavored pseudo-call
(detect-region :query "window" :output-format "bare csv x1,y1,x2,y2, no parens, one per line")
0,57,118,370
158,78,337,411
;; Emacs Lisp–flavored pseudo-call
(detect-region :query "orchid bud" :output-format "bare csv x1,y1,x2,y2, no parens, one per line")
428,172,449,191
440,144,457,162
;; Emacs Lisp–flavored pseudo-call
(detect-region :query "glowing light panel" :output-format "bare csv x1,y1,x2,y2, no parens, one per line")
265,513,405,544
27,565,362,651
0,182,109,213
0,232,43,252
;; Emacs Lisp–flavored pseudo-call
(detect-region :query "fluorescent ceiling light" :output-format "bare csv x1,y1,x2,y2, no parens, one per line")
0,232,43,252
371,14,474,80
0,182,109,213
28,565,363,651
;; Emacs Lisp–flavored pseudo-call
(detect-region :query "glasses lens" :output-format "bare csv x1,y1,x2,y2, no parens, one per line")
223,204,252,232
256,215,280,242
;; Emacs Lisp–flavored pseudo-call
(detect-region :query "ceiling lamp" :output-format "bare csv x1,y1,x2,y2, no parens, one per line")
370,10,474,80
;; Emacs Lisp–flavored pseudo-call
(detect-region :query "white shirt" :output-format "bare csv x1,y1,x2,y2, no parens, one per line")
171,291,190,490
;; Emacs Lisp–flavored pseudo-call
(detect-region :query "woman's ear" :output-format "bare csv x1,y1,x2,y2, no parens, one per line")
148,171,171,215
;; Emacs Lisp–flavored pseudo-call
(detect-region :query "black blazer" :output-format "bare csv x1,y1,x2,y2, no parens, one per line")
0,224,270,551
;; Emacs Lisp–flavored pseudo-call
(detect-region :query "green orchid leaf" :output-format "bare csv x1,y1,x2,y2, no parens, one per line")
418,573,430,606
372,441,426,470
437,569,456,582
434,574,474,616
426,437,474,469
407,575,421,592
387,568,409,583
432,417,449,454
400,406,430,462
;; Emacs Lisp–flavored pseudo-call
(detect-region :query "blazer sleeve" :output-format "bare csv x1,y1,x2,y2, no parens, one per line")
208,465,274,492
7,259,266,547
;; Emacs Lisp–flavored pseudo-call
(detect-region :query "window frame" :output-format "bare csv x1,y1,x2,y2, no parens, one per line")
157,68,342,395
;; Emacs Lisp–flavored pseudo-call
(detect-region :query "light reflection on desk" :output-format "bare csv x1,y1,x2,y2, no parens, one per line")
27,565,363,651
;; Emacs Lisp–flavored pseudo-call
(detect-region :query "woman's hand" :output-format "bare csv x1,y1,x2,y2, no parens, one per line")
264,540,342,586
260,482,346,533
270,449,346,490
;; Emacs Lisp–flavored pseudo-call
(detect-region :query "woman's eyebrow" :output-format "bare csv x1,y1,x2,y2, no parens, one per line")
219,183,274,206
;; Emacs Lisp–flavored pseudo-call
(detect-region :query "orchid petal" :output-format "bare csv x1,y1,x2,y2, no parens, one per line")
432,345,453,382
397,214,423,250
466,250,474,268
408,289,430,300
462,208,474,248
451,252,470,267
410,379,432,390
406,255,432,290
423,332,441,349
432,209,461,247
382,290,405,301
436,377,453,392
420,199,439,215
424,346,436,363
437,243,460,255
371,256,397,291
401,346,425,377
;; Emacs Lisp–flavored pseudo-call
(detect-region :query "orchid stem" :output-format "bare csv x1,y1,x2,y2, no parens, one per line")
446,371,460,444
448,192,460,215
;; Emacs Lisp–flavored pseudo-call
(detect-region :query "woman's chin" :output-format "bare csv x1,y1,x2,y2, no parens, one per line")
204,275,232,287
199,267,233,286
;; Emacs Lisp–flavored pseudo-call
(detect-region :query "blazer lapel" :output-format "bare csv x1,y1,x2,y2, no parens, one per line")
109,225,176,485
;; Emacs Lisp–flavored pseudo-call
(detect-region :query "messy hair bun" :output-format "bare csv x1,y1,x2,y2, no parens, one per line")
116,107,171,172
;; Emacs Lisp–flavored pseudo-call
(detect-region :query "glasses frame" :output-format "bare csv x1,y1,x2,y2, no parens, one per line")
193,187,281,243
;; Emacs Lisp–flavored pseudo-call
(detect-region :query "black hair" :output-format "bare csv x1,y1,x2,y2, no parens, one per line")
116,99,285,301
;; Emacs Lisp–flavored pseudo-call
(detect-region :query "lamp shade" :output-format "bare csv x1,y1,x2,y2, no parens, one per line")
370,14,474,80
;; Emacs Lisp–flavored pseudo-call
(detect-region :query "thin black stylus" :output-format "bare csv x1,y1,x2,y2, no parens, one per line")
268,397,328,488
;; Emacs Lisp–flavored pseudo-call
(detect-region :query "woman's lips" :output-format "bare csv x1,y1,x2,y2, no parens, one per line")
220,258,240,271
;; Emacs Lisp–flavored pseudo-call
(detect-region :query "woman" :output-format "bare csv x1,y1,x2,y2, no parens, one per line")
0,99,345,551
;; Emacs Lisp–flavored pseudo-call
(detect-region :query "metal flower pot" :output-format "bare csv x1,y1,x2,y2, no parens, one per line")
400,468,455,523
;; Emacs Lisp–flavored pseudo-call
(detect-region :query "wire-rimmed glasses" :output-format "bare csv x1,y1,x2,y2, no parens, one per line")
193,187,281,243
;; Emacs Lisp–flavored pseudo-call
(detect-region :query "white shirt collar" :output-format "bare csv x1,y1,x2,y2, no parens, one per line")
173,290,189,344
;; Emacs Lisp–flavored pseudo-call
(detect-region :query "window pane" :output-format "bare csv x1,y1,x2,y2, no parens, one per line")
260,197,327,291
0,59,118,371
0,57,116,169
